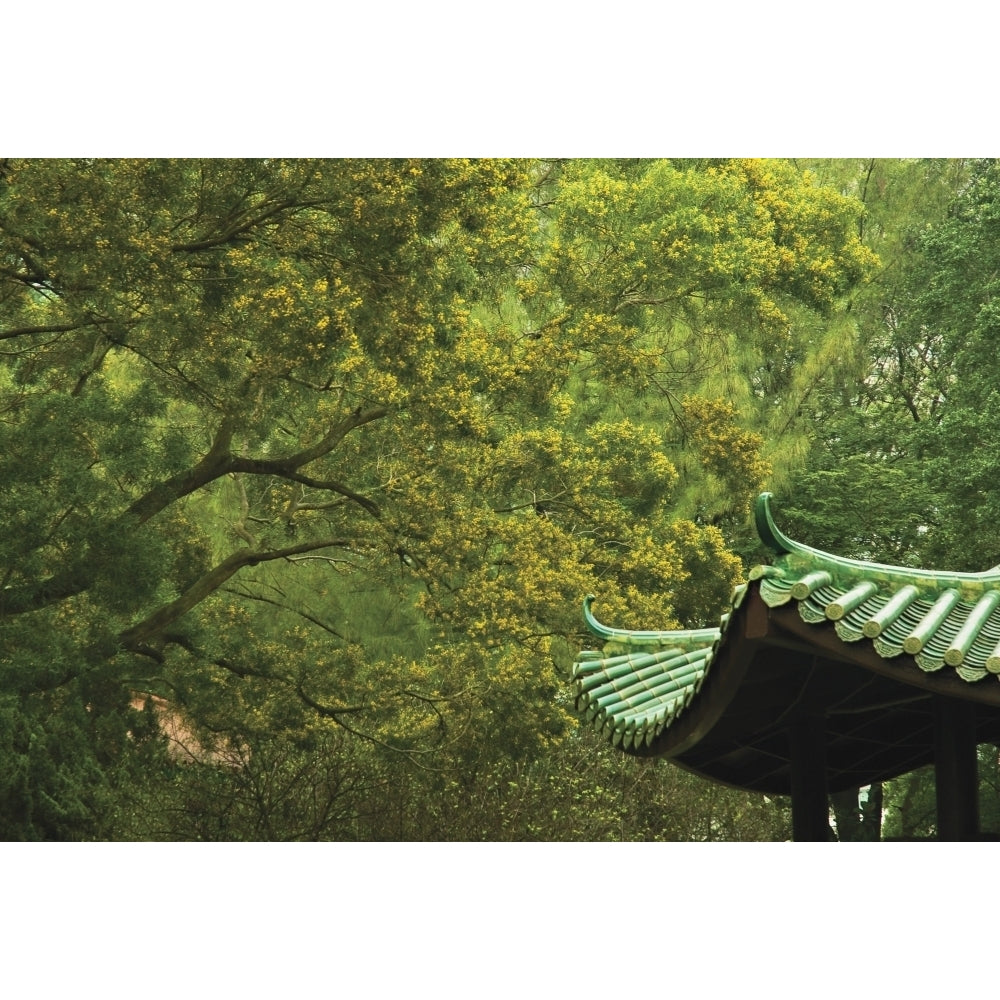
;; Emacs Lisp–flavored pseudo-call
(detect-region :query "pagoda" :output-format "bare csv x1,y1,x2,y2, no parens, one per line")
573,493,1000,840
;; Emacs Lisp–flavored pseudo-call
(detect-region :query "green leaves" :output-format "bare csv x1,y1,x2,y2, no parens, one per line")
0,157,881,839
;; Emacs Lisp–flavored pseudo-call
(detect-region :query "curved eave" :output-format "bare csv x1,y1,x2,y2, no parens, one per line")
573,586,747,752
576,582,1000,793
572,493,1000,792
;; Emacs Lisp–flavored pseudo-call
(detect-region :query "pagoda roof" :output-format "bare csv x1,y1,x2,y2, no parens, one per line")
573,493,1000,794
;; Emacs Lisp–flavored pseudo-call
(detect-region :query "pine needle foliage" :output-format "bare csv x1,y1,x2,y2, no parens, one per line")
0,158,874,838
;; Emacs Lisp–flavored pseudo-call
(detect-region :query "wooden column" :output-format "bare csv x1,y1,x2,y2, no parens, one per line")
933,697,979,841
789,718,830,842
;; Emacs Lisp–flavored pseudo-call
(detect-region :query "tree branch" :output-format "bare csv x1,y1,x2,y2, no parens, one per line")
119,537,353,646
0,317,111,342
4,405,387,618
169,195,328,253
279,405,389,468
227,461,383,518
222,585,347,639
126,406,387,526
125,415,238,525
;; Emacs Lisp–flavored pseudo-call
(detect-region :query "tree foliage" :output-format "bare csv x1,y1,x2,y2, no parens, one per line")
777,159,1000,839
0,158,877,839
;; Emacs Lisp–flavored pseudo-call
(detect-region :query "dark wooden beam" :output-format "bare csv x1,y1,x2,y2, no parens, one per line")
933,697,979,841
789,718,831,841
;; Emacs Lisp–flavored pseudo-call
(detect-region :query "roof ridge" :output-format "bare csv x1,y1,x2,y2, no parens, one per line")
755,492,1000,591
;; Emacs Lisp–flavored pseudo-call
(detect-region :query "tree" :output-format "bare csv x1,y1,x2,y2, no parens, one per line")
523,159,876,525
776,159,972,564
0,158,875,839
778,159,1000,838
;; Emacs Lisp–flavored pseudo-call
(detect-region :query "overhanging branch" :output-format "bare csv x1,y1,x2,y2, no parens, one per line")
4,404,387,618
126,405,388,526
228,461,382,518
0,316,114,342
119,536,353,647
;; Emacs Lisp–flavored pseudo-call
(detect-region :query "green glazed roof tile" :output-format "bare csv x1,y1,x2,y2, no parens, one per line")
573,595,724,747
754,487,1000,676
573,492,1000,749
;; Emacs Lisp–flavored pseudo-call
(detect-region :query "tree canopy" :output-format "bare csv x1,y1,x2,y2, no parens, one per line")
0,157,911,840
